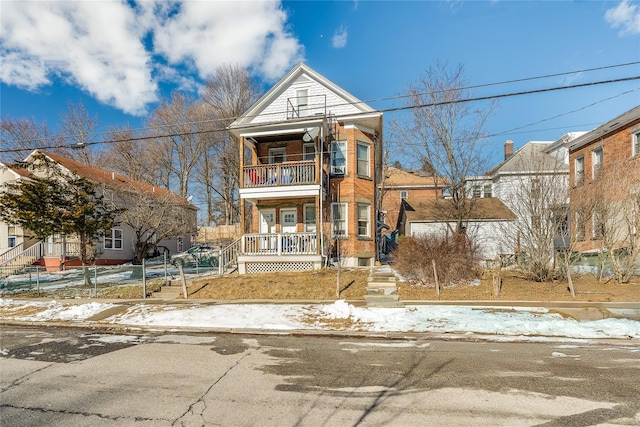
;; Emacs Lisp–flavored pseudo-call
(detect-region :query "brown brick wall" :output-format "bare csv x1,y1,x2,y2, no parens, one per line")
569,118,640,252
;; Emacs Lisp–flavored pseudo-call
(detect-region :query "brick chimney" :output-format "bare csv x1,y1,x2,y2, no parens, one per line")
504,140,514,160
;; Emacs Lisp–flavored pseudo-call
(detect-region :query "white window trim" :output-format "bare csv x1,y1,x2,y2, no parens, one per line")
400,190,408,200
296,88,309,117
268,147,286,164
592,147,603,179
357,203,371,238
331,202,348,238
633,129,640,157
574,156,584,186
331,140,347,175
104,228,123,250
303,204,316,232
356,141,371,178
303,143,316,161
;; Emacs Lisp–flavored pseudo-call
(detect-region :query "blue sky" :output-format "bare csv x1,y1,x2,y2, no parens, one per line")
1,0,639,167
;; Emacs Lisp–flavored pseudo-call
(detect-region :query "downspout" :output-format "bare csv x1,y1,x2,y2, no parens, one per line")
319,118,325,265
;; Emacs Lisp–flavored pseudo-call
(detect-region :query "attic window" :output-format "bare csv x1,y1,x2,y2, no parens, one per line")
297,89,309,117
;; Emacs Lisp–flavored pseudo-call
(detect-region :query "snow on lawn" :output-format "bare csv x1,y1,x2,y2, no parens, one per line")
0,298,114,322
2,298,639,341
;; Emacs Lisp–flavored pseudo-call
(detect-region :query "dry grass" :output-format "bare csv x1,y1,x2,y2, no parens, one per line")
187,268,640,302
188,269,369,300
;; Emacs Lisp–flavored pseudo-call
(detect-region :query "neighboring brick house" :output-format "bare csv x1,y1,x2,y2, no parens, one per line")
568,105,640,253
229,63,383,273
0,151,197,272
378,167,446,232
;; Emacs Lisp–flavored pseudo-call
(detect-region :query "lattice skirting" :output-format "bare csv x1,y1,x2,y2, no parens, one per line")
246,261,314,274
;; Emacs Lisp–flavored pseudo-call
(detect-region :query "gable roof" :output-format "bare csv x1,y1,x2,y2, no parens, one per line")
0,161,36,179
25,150,195,208
486,141,567,176
568,105,640,152
383,167,446,187
230,62,381,131
402,198,516,222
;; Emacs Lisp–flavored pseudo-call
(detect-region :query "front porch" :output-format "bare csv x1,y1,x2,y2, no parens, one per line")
238,232,323,274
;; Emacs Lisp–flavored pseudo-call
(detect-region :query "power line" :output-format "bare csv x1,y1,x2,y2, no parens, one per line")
1,74,639,154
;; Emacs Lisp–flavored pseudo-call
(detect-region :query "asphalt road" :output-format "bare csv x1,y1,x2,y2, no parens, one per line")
1,325,639,426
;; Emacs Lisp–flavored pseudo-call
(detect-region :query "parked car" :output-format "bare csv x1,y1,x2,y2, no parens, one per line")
170,245,218,267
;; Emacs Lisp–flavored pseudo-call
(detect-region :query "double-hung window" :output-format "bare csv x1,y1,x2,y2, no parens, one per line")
7,225,16,248
483,184,492,198
574,156,584,186
296,89,309,117
592,147,603,179
269,147,286,164
400,190,408,200
303,204,316,232
357,204,370,238
575,211,586,241
356,142,370,178
592,210,604,239
331,141,347,175
633,130,640,157
331,202,347,238
303,143,315,161
104,228,123,250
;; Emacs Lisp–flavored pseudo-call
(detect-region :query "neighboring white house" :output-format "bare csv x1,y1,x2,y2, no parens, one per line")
1,151,198,273
397,198,516,260
465,134,587,253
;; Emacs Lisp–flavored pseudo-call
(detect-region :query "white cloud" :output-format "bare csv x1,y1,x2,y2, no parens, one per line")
0,0,304,115
605,0,640,36
332,26,348,49
0,1,157,115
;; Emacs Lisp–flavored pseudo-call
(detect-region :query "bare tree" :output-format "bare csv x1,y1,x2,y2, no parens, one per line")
0,116,58,162
497,146,569,281
147,92,205,198
95,126,159,185
392,62,495,234
59,101,98,165
588,164,640,283
108,184,197,265
199,64,261,225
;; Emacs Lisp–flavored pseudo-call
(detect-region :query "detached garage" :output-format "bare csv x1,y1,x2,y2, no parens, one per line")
397,198,516,260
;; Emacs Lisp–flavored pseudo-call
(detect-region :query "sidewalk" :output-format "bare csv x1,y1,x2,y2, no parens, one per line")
1,297,639,343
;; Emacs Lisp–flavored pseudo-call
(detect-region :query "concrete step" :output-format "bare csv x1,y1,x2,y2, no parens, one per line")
365,294,404,308
151,284,183,299
366,285,398,296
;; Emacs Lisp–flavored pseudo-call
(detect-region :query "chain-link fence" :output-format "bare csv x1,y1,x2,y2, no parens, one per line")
0,254,223,299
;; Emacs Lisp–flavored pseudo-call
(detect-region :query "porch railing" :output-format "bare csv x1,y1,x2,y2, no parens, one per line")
0,242,24,264
243,232,317,255
0,241,44,277
244,161,316,188
44,241,83,257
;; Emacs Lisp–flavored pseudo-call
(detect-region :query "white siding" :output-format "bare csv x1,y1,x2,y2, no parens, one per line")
251,76,364,124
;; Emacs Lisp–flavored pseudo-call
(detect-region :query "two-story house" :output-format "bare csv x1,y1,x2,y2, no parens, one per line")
229,63,383,273
568,105,640,254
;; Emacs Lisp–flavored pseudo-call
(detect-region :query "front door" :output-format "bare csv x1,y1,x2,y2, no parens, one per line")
280,208,297,233
259,209,276,252
280,208,297,254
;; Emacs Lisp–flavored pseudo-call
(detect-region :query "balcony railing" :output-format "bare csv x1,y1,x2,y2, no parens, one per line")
243,232,317,255
244,161,316,188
